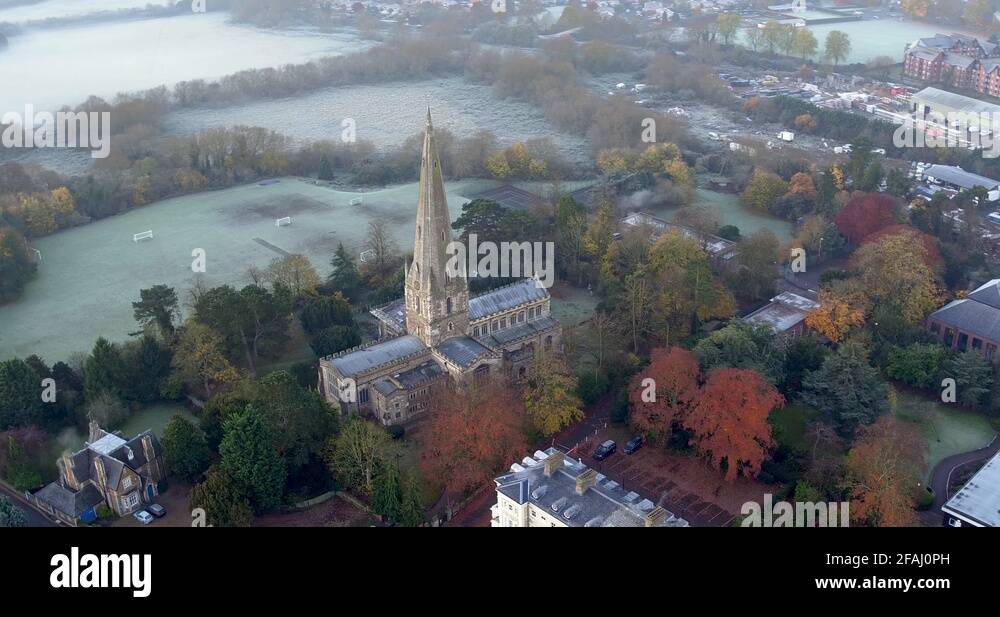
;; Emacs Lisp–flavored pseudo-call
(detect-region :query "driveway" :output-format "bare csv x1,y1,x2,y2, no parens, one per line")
921,432,999,526
0,481,55,527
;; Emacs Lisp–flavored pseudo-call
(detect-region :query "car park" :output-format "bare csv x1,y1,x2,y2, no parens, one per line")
592,440,617,461
147,504,166,518
624,436,643,455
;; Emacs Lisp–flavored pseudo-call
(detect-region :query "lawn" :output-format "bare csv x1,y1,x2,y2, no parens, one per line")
893,392,997,479
770,404,819,454
119,402,199,439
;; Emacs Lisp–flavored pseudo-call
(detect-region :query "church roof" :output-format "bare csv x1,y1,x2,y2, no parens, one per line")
435,336,493,367
480,315,560,347
328,335,428,378
469,279,548,321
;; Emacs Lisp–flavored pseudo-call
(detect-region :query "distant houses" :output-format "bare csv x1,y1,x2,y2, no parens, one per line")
904,34,1000,98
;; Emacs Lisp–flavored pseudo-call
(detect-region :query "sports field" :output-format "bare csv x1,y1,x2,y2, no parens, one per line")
0,177,592,362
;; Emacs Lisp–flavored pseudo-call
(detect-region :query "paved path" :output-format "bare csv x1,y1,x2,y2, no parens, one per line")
0,481,55,527
922,432,1000,525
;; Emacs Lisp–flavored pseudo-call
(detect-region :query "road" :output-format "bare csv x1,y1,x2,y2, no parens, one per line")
921,433,1000,526
0,481,55,527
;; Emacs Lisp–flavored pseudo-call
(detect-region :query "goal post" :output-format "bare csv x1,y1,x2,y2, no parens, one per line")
133,230,153,242
275,216,292,227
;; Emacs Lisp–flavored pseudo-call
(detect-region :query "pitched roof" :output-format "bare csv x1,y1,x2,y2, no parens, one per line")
480,315,560,347
435,336,493,367
925,165,1000,190
928,281,1000,341
468,278,548,321
327,335,428,378
34,482,104,517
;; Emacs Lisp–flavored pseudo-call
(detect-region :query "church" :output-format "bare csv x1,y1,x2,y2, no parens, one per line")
318,112,562,426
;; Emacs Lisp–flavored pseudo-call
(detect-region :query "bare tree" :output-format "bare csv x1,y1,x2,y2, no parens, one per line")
365,219,398,274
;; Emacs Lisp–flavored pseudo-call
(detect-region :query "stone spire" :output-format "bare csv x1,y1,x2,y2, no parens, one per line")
404,110,469,347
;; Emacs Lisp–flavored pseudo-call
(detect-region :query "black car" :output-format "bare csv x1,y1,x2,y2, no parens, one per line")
592,440,616,461
623,436,643,455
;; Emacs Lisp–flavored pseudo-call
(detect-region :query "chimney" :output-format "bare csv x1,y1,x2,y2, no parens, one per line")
543,451,565,477
644,506,668,528
575,468,598,495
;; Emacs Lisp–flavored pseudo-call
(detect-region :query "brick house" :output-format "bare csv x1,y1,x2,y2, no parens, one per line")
30,422,165,525
926,279,1000,360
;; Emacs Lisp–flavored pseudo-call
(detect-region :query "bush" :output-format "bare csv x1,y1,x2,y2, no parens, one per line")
576,371,610,405
916,487,934,511
95,504,115,520
387,425,405,440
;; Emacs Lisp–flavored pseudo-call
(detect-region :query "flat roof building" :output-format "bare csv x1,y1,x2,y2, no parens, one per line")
492,447,689,528
743,292,819,336
942,450,1000,527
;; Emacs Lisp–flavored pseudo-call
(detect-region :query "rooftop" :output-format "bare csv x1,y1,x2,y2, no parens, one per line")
621,212,737,258
435,336,493,367
743,292,819,333
943,450,1000,527
468,278,548,321
924,164,1000,191
327,335,428,378
494,447,689,528
912,87,1000,116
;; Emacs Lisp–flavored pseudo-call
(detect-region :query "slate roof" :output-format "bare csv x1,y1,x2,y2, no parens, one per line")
468,278,548,321
370,297,406,334
371,361,444,397
495,448,688,528
327,335,428,377
480,316,560,347
928,280,1000,341
435,336,493,367
34,482,104,517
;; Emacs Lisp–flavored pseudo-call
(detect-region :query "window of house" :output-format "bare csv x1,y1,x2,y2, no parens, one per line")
122,492,140,511
930,322,940,334
958,332,969,351
122,475,132,490
973,337,983,350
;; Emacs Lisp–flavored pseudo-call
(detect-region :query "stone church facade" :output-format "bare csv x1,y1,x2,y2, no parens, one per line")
318,112,561,426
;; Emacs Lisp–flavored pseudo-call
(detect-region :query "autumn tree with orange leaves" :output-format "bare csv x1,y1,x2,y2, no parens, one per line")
805,290,865,342
419,380,528,497
628,347,701,443
845,416,926,527
685,368,784,481
833,192,899,244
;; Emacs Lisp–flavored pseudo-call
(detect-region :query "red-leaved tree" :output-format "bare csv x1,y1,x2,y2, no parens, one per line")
684,368,785,481
419,380,528,497
834,193,899,244
628,346,701,443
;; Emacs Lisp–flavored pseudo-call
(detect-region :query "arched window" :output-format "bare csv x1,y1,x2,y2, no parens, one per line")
446,297,453,314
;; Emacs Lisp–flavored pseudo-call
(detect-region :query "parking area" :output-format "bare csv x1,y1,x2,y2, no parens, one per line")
113,483,193,527
568,426,771,527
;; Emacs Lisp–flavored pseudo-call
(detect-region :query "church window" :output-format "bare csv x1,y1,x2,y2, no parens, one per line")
359,388,369,403
447,297,453,314
518,311,525,323
417,225,421,239
492,320,499,332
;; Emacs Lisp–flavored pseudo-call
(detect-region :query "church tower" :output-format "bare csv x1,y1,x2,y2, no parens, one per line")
404,110,469,347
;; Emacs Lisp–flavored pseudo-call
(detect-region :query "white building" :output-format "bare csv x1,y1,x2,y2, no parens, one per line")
492,448,689,528
942,450,1000,527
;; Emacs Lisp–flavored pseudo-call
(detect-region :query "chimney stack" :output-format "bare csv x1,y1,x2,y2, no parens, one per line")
543,451,565,477
575,468,598,495
644,506,668,527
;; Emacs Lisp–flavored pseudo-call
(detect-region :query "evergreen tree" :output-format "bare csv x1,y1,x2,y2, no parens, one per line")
372,459,403,522
0,358,44,429
326,243,361,299
162,415,211,483
84,337,126,401
398,472,425,527
801,342,889,437
948,351,992,408
220,405,286,513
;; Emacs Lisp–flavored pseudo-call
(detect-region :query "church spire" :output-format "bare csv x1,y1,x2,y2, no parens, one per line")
404,111,469,347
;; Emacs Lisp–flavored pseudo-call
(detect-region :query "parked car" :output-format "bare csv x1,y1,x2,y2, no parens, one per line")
134,510,154,525
147,504,166,518
624,436,643,455
592,440,616,461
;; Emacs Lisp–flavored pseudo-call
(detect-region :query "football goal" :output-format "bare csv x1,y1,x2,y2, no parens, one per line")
275,216,292,227
133,230,153,242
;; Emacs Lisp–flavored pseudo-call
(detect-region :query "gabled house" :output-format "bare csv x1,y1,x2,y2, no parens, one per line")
30,422,165,526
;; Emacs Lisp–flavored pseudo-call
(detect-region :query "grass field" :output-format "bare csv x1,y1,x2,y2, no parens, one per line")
770,404,819,454
649,189,794,242
894,392,996,479
0,177,593,363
